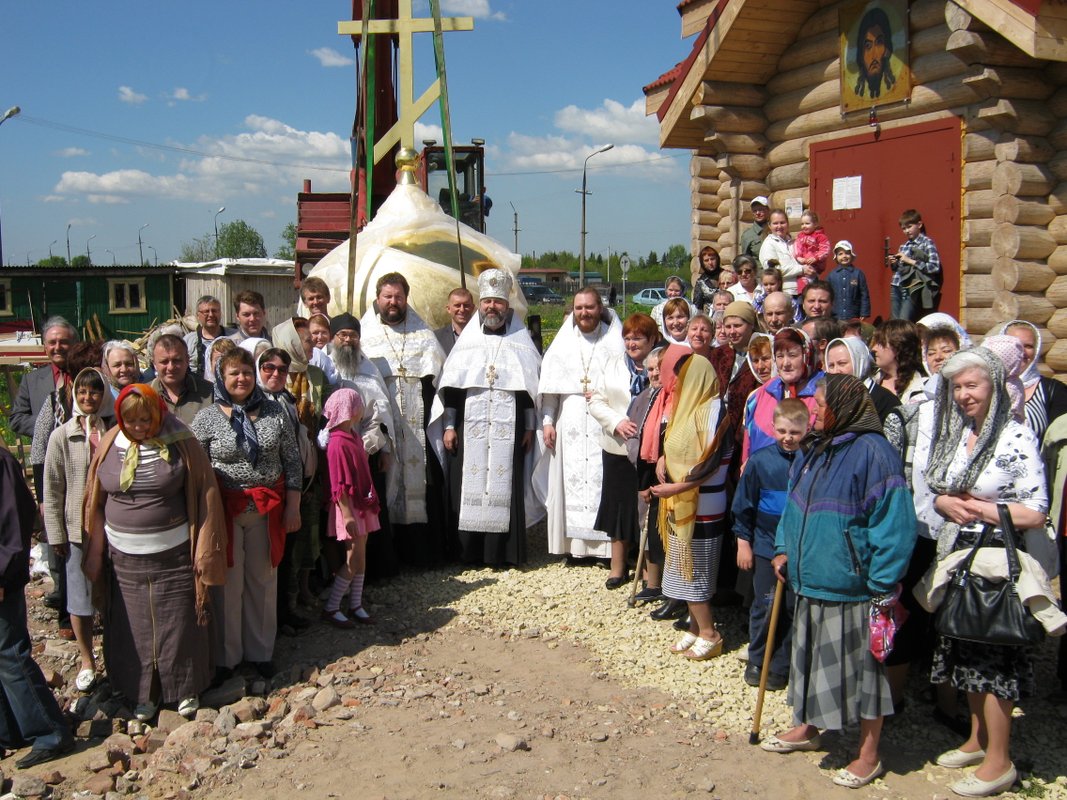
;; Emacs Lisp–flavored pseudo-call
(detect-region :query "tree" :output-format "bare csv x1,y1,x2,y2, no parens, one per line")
662,244,689,274
646,250,659,267
36,256,67,268
70,255,90,268
275,222,296,261
217,220,267,259
179,235,215,263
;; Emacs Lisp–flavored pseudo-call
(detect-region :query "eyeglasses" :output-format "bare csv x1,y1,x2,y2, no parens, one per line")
334,331,359,341
739,269,754,275
260,364,289,375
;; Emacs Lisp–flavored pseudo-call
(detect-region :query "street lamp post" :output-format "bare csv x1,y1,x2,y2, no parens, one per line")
214,207,226,258
148,246,158,266
66,223,72,265
48,239,57,260
86,234,96,265
105,249,116,266
138,223,149,266
0,106,21,268
577,144,613,286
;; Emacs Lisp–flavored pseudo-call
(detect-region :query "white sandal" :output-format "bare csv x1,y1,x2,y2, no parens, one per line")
684,635,724,661
670,633,698,653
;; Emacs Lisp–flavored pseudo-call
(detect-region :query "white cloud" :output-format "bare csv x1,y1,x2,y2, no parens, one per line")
41,195,65,203
66,217,98,227
118,85,147,105
167,87,206,104
52,116,351,205
414,122,443,142
55,147,88,158
442,0,506,21
309,46,354,68
554,98,659,147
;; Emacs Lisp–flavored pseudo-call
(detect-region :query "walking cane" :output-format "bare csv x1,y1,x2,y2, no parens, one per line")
749,576,785,745
627,519,649,608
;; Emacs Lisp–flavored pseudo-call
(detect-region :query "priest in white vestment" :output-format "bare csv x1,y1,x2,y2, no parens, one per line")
359,272,448,565
430,269,541,566
534,288,624,560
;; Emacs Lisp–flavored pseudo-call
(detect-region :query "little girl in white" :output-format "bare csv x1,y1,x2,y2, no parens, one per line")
320,388,381,628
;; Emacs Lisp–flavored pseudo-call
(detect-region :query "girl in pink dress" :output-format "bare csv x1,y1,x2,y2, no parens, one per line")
792,210,831,295
321,388,381,628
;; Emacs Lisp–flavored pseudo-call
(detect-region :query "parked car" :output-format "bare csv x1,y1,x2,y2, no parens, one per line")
632,288,668,306
523,284,565,305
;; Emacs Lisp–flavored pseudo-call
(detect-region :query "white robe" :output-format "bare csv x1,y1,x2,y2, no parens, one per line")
359,308,445,525
534,312,624,557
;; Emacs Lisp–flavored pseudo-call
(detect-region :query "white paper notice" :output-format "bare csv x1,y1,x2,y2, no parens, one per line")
785,197,804,219
832,176,863,210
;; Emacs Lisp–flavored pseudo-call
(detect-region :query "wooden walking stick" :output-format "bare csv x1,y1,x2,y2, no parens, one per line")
627,517,649,608
749,576,785,745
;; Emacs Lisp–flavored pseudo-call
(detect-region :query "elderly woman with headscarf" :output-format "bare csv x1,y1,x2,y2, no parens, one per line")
762,374,916,790
997,320,1067,441
916,347,1049,797
742,327,822,461
650,353,733,660
82,384,227,721
101,341,142,398
191,348,302,682
745,333,775,387
918,313,971,378
823,337,900,421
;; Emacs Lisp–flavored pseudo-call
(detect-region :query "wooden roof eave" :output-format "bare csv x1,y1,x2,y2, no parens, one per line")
656,0,820,151
956,0,1067,62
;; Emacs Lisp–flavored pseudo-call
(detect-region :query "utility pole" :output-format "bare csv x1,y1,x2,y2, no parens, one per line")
509,201,520,254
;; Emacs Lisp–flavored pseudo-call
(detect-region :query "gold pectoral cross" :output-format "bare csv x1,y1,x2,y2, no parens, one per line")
486,364,498,387
580,374,591,393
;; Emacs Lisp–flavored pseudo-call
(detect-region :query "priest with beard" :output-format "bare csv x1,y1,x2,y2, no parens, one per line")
330,312,399,577
359,273,448,565
430,269,542,566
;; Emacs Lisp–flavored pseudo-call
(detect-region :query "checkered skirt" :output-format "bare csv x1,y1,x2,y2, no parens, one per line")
787,597,894,730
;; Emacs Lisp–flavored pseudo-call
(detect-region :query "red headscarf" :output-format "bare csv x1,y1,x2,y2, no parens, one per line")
772,327,815,399
639,344,691,464
114,383,192,491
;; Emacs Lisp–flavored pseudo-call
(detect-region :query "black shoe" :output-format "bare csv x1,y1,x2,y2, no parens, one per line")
650,599,686,621
767,673,788,692
253,661,277,680
211,666,234,688
633,586,663,604
605,574,628,590
673,613,693,631
744,663,762,687
16,737,74,769
42,593,62,610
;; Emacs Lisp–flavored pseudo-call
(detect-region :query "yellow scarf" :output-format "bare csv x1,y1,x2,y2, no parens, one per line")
658,355,719,581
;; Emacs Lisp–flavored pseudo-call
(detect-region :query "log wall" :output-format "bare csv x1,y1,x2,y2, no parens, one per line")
684,0,1067,380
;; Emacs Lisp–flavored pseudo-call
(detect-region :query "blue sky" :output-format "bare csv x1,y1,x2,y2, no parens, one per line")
1,1,692,267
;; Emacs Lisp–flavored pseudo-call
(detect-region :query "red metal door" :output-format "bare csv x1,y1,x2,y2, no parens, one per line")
809,118,961,322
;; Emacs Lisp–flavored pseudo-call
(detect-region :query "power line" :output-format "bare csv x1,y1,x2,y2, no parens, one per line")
14,114,687,179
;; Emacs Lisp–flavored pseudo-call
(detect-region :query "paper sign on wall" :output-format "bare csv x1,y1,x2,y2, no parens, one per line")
832,175,862,210
785,197,805,219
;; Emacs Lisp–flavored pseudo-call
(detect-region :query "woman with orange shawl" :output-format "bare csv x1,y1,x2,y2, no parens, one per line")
650,352,732,660
82,384,226,721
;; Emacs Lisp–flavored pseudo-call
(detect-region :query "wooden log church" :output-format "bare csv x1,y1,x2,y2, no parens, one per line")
645,0,1067,378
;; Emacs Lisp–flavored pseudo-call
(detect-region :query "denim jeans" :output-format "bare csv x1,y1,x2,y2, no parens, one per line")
747,556,794,678
0,589,69,751
890,285,919,321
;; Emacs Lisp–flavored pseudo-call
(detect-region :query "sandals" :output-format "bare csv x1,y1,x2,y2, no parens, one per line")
683,635,723,661
75,668,97,693
832,761,885,789
760,733,822,753
670,633,698,654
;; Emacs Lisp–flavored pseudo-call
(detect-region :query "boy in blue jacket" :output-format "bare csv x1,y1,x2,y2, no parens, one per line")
732,398,808,690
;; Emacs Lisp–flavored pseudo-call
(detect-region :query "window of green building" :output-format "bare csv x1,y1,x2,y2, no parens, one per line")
0,279,11,316
109,278,146,314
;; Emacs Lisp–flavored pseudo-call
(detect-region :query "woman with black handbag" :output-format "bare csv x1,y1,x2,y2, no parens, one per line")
922,347,1048,797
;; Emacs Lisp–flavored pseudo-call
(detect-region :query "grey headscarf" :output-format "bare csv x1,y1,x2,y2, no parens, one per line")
923,347,1011,556
826,337,875,390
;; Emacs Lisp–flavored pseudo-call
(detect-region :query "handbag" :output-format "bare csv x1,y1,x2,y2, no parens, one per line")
934,503,1045,647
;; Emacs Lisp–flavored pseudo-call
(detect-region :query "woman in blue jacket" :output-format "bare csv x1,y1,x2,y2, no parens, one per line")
761,374,917,789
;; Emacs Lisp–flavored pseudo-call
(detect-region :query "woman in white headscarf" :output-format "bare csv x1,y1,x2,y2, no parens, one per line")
822,337,900,422
998,320,1067,441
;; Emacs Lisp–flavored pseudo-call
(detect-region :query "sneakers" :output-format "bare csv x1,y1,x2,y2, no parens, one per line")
134,702,157,722
177,697,199,719
75,668,97,693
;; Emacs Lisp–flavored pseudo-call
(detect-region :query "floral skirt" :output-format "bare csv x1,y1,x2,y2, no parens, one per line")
930,636,1034,702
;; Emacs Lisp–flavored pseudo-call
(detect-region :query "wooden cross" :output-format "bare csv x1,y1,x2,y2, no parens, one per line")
338,1,473,166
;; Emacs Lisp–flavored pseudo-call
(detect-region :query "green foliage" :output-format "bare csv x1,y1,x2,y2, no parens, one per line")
275,222,297,261
217,220,267,259
36,256,68,267
180,219,268,262
70,255,90,268
179,235,215,263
